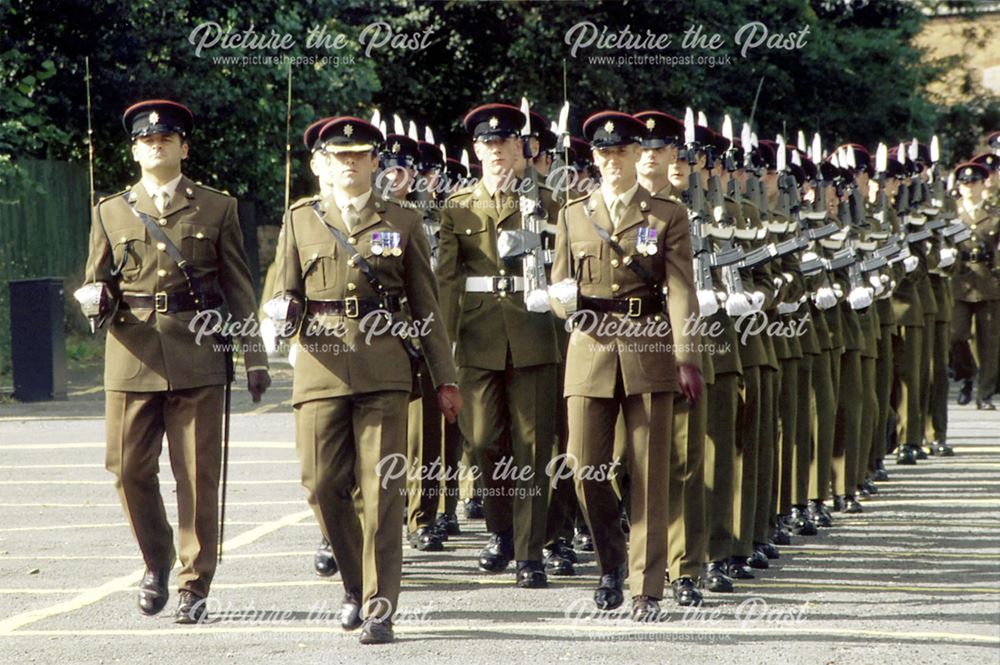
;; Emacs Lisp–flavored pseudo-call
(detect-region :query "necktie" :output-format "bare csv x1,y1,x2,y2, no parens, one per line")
153,189,170,214
610,198,625,229
343,203,360,232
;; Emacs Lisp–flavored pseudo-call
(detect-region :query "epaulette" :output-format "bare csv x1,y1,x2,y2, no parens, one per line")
195,181,232,197
538,182,554,193
445,187,475,203
565,192,591,207
289,195,320,211
97,189,128,205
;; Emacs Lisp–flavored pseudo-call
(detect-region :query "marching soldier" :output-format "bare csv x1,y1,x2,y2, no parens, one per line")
80,100,271,622
271,116,460,644
950,162,1000,411
437,104,561,588
550,111,703,620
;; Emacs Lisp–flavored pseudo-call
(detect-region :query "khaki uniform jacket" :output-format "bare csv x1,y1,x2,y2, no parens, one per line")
952,203,1000,303
84,176,268,392
274,194,457,405
437,181,561,371
552,187,700,398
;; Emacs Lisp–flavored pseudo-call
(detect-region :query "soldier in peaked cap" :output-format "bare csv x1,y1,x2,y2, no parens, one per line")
437,103,562,589
950,162,1000,411
551,110,703,621
80,99,271,623
271,116,460,644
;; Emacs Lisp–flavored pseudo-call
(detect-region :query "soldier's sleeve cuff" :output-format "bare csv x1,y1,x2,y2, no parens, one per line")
246,365,269,373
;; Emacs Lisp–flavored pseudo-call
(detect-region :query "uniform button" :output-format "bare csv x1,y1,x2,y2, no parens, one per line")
499,269,506,276
347,282,356,291
156,242,166,251
655,315,663,322
611,235,619,243
311,252,318,260
348,259,356,267
611,283,620,292
578,251,586,258
611,259,620,268
119,316,126,322
158,218,167,226
465,229,472,235
348,237,357,245
195,231,205,239
120,236,127,243
157,269,167,277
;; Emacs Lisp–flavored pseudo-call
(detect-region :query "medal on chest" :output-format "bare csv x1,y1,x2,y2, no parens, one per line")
637,227,658,256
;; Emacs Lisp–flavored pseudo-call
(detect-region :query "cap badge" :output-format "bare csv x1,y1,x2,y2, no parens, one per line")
392,142,400,153
149,111,159,125
604,121,615,134
488,116,499,129
343,124,354,137
645,118,655,130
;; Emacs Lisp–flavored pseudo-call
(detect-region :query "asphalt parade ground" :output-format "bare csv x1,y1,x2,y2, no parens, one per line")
0,367,998,664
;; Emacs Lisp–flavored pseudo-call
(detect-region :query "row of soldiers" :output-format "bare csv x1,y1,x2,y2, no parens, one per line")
81,97,1000,645
288,104,1000,627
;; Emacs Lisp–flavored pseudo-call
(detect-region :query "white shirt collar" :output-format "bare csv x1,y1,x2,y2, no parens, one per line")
602,180,639,214
332,189,372,215
141,173,183,201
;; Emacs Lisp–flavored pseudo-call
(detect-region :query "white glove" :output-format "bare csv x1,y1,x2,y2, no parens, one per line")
776,300,800,315
547,279,579,317
525,288,551,313
748,290,766,312
813,286,838,310
938,247,957,268
288,342,299,368
697,290,719,318
725,292,754,317
832,283,844,299
801,251,819,263
868,274,885,297
261,317,278,355
903,255,919,273
847,286,873,310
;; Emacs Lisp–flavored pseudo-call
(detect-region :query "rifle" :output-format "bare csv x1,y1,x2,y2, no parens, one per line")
517,97,549,296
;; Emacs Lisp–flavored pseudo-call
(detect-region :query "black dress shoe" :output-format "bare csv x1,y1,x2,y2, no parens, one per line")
832,495,846,512
932,440,954,456
359,617,394,645
671,577,703,607
594,563,626,610
543,539,576,576
915,444,928,460
857,485,871,499
703,561,734,592
137,560,173,616
958,380,973,405
725,556,755,579
977,397,996,411
771,526,791,545
408,527,445,552
434,512,461,538
756,541,780,560
807,500,833,527
174,590,207,624
314,538,338,577
631,595,663,622
463,497,484,519
862,479,878,495
748,546,770,569
478,531,514,572
874,460,889,481
896,444,918,465
573,526,595,552
516,560,548,588
789,506,819,536
843,495,863,513
340,591,362,631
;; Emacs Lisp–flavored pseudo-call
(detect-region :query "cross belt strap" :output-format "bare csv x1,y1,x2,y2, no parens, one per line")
307,295,402,318
581,202,662,294
465,276,526,293
311,203,422,360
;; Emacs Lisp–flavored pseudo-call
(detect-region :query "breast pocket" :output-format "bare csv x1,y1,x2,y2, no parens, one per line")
111,226,147,282
571,240,603,284
455,217,489,257
180,223,220,265
298,241,336,294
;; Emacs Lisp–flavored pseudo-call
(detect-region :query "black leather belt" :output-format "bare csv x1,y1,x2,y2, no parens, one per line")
961,250,992,264
307,295,401,319
579,295,662,318
122,291,222,313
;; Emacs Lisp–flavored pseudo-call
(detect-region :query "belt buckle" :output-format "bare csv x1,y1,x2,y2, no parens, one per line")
344,296,360,318
493,276,511,293
627,297,642,318
154,292,169,313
